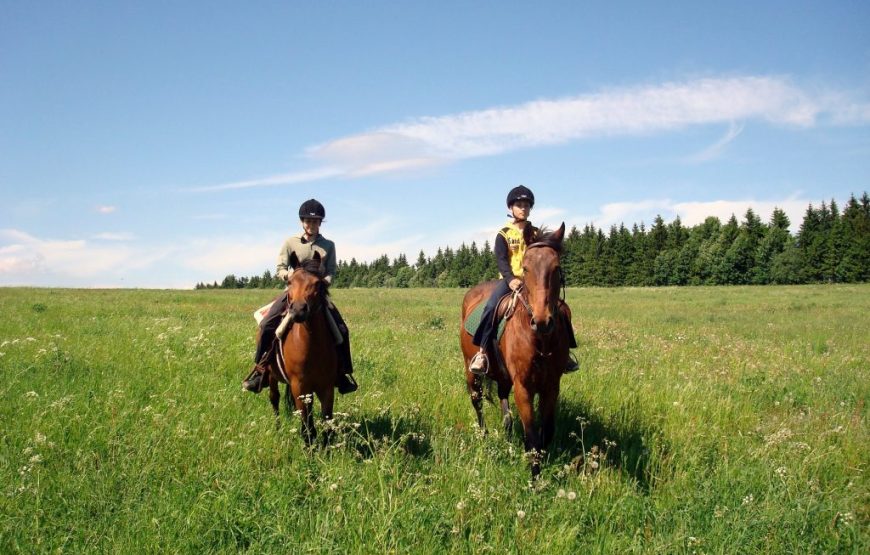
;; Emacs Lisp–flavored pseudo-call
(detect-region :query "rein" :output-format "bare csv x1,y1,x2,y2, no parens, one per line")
516,240,565,358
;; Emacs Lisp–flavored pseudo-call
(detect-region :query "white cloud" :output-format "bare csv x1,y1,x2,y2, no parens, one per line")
182,238,276,275
187,167,344,192
577,195,812,232
92,232,136,241
194,75,869,192
529,205,566,224
96,205,117,214
306,75,860,175
0,229,134,282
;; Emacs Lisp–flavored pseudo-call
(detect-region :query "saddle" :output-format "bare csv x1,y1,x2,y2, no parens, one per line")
462,291,517,341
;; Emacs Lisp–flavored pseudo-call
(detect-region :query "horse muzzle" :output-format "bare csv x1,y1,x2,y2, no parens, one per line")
530,315,556,335
288,302,310,323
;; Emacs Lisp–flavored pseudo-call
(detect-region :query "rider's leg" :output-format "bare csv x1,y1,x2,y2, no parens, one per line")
328,304,357,394
559,300,580,373
243,295,287,393
470,279,512,374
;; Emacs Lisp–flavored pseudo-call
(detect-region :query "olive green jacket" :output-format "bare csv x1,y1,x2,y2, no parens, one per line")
276,233,337,284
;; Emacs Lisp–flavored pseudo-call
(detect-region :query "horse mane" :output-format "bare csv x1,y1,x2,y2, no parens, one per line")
527,226,563,254
298,258,327,281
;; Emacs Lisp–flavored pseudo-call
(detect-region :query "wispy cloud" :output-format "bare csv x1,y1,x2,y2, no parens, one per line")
96,205,117,214
684,121,745,163
92,232,136,241
187,167,344,192
194,75,868,193
0,228,132,281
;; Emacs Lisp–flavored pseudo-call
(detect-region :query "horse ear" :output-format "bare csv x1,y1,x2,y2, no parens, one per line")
289,252,300,269
553,222,566,243
312,251,322,264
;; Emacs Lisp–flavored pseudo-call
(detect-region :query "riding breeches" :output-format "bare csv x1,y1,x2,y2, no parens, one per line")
472,279,512,348
254,293,288,363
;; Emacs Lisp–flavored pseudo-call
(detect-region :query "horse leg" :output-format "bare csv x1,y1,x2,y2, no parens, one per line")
466,373,485,431
291,381,316,446
539,385,560,448
319,387,335,447
513,384,542,478
268,374,281,428
497,380,513,439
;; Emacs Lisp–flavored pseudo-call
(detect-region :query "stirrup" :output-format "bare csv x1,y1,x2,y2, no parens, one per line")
469,352,488,376
564,353,580,374
242,364,267,393
337,373,358,395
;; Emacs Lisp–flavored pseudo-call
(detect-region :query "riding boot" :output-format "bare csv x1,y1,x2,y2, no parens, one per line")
558,302,580,373
335,324,357,394
244,296,286,393
242,362,268,393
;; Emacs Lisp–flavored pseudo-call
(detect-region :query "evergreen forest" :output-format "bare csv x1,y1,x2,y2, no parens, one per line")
197,193,870,290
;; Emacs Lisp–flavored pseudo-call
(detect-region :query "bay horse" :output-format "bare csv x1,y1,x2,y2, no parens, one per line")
265,251,337,445
460,223,571,477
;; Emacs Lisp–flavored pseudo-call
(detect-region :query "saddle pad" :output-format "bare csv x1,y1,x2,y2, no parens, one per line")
253,301,275,324
463,301,507,341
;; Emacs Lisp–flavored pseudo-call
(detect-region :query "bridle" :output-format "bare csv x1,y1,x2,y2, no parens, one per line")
511,241,565,357
285,270,326,318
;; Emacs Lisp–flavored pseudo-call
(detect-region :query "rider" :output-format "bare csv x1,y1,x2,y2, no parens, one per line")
469,185,579,375
242,199,358,395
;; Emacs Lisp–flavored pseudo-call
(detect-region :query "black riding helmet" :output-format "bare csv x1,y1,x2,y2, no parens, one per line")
506,185,535,208
298,199,326,220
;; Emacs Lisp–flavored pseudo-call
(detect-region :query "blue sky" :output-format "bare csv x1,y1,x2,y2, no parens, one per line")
2,1,869,288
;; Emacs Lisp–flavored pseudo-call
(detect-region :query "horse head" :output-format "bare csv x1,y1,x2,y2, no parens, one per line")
287,251,327,323
522,222,565,335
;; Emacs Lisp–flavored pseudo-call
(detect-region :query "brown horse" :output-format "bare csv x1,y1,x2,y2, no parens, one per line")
460,223,571,477
266,251,338,445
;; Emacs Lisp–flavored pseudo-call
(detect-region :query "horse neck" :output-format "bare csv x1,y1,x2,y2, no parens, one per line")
505,287,563,359
286,304,330,356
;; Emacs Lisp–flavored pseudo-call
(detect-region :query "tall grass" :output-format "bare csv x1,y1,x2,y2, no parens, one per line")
1,285,867,553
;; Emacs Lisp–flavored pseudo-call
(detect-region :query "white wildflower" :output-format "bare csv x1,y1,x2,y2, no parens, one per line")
838,512,854,526
455,501,466,511
742,494,754,505
567,491,577,500
556,488,566,498
516,510,526,520
24,391,39,398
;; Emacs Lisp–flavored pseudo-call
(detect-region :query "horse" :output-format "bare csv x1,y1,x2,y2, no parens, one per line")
460,222,571,477
264,251,338,445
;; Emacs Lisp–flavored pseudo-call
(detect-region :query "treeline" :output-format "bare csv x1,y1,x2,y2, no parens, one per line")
197,193,870,290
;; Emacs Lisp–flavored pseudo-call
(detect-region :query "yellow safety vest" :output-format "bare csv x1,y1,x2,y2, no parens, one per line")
497,221,537,278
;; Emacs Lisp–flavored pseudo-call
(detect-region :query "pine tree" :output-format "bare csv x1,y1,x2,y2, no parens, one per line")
753,207,791,284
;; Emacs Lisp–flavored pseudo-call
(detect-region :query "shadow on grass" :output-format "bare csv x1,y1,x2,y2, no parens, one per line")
546,397,669,493
471,384,668,491
349,412,434,459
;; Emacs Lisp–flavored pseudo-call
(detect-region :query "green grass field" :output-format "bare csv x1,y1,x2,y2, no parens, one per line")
1,285,867,553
